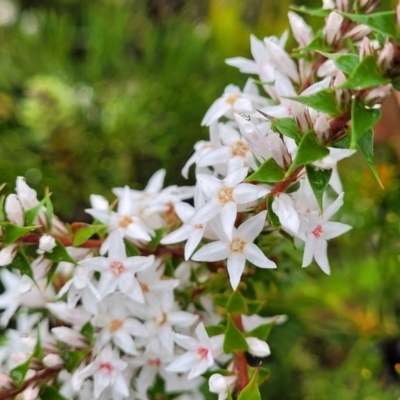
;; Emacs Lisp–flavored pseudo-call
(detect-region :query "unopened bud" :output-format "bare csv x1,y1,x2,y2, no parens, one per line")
43,354,63,368
37,234,56,254
15,177,39,211
378,42,394,70
333,71,351,107
51,327,88,348
0,373,14,391
288,11,313,47
246,337,271,358
313,155,337,169
317,59,337,78
5,194,24,226
0,244,18,266
209,373,237,394
344,25,372,41
23,384,40,400
335,0,349,12
359,37,374,60
324,12,343,46
357,0,380,13
314,114,331,142
363,83,392,105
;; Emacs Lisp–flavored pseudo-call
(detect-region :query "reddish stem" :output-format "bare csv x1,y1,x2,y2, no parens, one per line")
299,55,327,93
232,314,249,395
271,166,304,196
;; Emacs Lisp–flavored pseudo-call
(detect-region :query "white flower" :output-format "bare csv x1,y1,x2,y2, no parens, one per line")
0,244,18,267
166,322,224,380
5,194,24,226
209,373,237,400
192,211,276,290
272,193,300,234
37,235,56,254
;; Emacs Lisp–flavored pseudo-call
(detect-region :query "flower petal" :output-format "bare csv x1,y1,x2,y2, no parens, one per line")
237,211,267,242
227,252,246,290
192,241,230,262
243,243,276,269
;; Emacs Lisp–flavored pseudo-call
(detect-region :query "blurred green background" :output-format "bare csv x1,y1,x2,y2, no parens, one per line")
1,0,400,399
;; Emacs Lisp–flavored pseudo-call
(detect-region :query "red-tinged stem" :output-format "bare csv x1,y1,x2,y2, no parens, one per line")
298,55,327,93
232,314,249,395
0,368,61,400
271,166,304,196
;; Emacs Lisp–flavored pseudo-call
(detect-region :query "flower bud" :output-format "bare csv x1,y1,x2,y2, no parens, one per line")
0,244,18,266
333,71,351,108
43,353,63,368
37,234,56,254
209,373,237,394
324,12,343,46
288,11,313,47
317,59,337,78
22,384,40,400
322,0,335,9
359,37,374,60
246,337,271,358
378,42,394,71
356,0,379,13
335,0,349,12
363,83,392,105
344,25,372,42
0,373,14,391
16,177,39,211
397,5,400,28
51,327,88,348
5,194,24,226
314,114,331,142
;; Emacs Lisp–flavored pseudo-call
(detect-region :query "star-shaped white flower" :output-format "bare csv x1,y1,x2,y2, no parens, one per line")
192,211,276,290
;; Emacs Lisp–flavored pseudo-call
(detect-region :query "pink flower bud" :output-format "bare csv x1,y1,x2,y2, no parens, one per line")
314,114,331,142
5,194,24,226
335,0,349,12
324,12,343,46
378,42,394,70
363,84,392,105
51,327,88,348
22,384,39,400
359,37,374,60
345,25,372,41
43,354,63,368
246,337,271,357
288,11,313,47
0,244,18,266
0,373,14,391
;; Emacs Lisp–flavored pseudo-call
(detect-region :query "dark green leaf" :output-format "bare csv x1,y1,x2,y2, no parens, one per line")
10,357,31,387
351,98,381,147
1,222,37,246
32,332,44,360
223,315,249,353
286,131,329,175
213,293,229,308
228,392,234,400
40,385,68,400
237,368,261,400
0,195,5,222
125,241,140,256
357,129,383,188
24,200,45,227
44,190,54,229
341,55,390,90
306,165,333,212
287,90,340,116
247,300,263,315
226,291,247,315
61,349,90,372
272,117,301,142
341,11,397,38
45,239,76,264
246,159,285,183
258,367,271,386
266,195,280,229
206,325,226,336
335,54,359,75
301,34,330,52
9,251,33,279
246,323,274,341
73,224,106,247
148,227,168,251
80,322,94,344
290,5,330,16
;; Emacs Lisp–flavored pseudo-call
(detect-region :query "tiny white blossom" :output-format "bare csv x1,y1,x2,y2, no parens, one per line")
37,235,56,254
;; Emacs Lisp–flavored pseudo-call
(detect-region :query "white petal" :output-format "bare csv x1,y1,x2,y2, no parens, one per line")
243,243,276,269
192,242,230,262
314,239,330,274
166,351,197,373
224,168,248,187
237,211,267,242
220,202,237,241
174,202,195,222
145,169,166,193
227,252,246,290
108,231,126,259
169,311,198,328
174,333,199,351
196,174,222,198
225,57,258,74
197,147,231,167
233,183,268,204
161,225,193,245
323,221,351,240
190,198,221,225
324,192,344,220
302,235,316,268
185,228,205,260
114,330,138,355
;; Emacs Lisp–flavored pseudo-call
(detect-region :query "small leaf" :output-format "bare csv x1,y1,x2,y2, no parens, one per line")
213,293,229,308
9,251,34,279
290,5,330,16
258,367,271,386
226,291,247,315
206,325,226,336
80,322,94,344
341,11,397,38
246,300,263,315
44,190,54,229
351,98,381,147
223,315,249,354
357,129,383,188
10,357,31,387
227,392,234,400
32,332,44,360
266,195,280,229
246,159,285,183
73,224,106,247
306,165,333,212
272,117,301,142
148,227,168,251
341,55,390,90
125,241,140,256
237,368,261,400
24,200,45,227
334,54,359,75
0,195,5,222
286,131,329,176
45,239,76,264
246,323,274,341
61,349,90,372
40,385,68,400
0,222,37,246
287,90,340,116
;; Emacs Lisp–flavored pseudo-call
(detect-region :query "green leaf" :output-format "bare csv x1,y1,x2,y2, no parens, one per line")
272,118,301,143
10,357,31,387
32,332,44,360
0,222,37,246
45,239,76,264
306,165,333,212
357,129,383,188
9,251,34,279
125,241,140,256
80,322,94,344
61,349,90,373
351,98,381,147
266,195,280,229
246,323,274,341
213,293,229,308
301,34,330,52
24,200,45,227
258,367,271,385
226,291,247,314
238,368,261,400
246,159,285,184
0,195,5,222
73,224,106,246
227,392,234,400
40,385,68,400
341,55,390,90
334,54,359,75
223,315,249,354
206,325,226,336
44,190,54,229
246,300,263,315
286,131,329,176
287,90,340,116
341,11,397,38
148,227,168,251
290,5,330,16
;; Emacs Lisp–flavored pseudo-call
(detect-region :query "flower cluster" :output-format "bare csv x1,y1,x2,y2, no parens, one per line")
0,0,398,398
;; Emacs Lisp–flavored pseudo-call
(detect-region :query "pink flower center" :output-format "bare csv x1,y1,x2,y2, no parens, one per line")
99,362,114,374
197,346,209,359
312,224,323,238
149,358,161,368
110,261,125,275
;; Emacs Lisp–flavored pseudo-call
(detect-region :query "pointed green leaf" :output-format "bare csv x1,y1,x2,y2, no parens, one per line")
213,293,229,308
148,227,168,251
1,222,37,246
45,239,76,264
246,159,285,183
357,129,383,188
341,55,390,90
246,300,263,315
73,224,106,247
290,5,330,16
223,315,249,354
24,200,45,227
266,195,280,229
44,190,54,229
287,90,340,116
80,322,94,344
351,98,381,147
238,368,261,400
125,241,140,256
272,117,301,143
286,131,329,176
227,392,234,400
32,331,44,360
246,323,274,341
227,291,247,315
341,11,397,38
40,385,68,400
0,195,5,222
306,165,332,212
206,325,226,336
10,357,32,387
9,251,33,279
61,349,90,372
258,367,271,385
335,54,359,75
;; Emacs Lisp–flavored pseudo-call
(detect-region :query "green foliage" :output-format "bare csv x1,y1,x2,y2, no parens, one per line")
0,222,37,245
223,315,249,353
288,90,341,116
246,159,285,183
226,290,248,314
40,385,68,400
306,165,332,212
44,239,76,263
73,224,106,246
238,368,261,400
